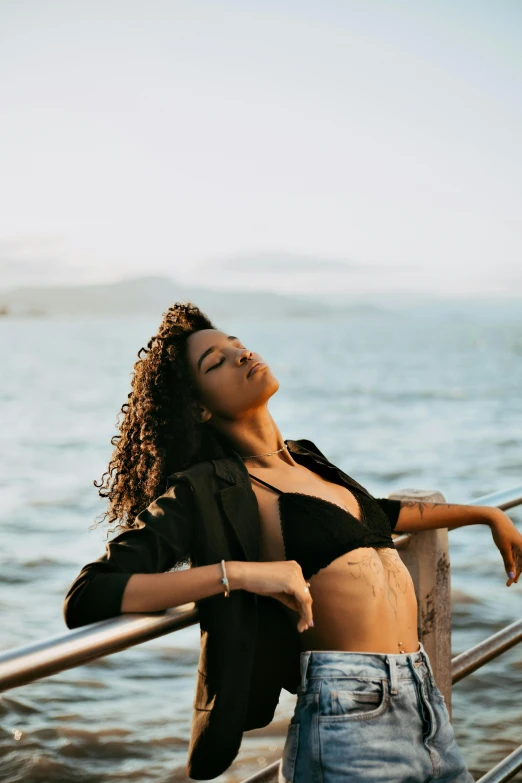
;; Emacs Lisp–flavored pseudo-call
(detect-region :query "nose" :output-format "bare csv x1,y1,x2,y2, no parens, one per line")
237,348,253,365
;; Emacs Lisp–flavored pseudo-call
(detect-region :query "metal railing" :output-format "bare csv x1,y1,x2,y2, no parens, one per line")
1,485,521,782
0,603,199,692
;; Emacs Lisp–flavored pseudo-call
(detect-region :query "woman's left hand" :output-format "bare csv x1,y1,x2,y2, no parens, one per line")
487,509,522,586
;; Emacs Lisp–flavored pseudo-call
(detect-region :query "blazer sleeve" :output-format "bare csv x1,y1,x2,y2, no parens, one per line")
63,477,195,630
373,497,402,533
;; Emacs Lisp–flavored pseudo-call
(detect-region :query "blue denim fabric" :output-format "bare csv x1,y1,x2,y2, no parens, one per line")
278,642,474,783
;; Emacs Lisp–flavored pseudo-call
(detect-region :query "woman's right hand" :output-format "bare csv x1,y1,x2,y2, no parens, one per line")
228,560,314,632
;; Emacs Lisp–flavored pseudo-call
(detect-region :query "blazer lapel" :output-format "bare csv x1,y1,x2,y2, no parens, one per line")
218,484,260,561
212,455,261,562
288,439,372,498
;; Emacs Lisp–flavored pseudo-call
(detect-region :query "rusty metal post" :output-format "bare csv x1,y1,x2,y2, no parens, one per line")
388,488,452,717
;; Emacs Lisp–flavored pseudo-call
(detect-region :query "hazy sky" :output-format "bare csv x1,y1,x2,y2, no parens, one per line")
1,0,521,298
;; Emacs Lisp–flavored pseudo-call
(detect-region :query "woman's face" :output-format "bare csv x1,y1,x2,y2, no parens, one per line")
186,329,279,421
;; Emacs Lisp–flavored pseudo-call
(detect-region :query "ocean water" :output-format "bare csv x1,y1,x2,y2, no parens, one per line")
0,303,521,782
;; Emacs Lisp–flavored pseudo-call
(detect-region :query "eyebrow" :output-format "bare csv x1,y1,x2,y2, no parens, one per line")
197,335,239,372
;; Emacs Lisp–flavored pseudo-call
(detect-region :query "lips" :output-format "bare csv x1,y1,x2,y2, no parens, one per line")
247,361,265,378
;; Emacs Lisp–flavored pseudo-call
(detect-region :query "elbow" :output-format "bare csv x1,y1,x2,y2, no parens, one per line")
62,570,132,630
63,603,82,630
62,583,91,630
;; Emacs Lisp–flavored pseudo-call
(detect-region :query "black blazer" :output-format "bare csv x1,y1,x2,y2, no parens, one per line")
63,438,401,780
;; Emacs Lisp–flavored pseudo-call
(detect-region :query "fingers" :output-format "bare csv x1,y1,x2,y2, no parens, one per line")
295,580,314,632
506,550,521,586
281,562,314,631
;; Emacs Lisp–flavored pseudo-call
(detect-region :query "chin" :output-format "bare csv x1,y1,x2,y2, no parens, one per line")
262,374,280,398
245,374,279,407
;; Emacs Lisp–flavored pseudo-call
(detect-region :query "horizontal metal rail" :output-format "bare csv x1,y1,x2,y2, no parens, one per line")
452,619,522,684
1,484,520,692
0,604,199,691
475,744,522,783
3,600,519,694
465,485,522,513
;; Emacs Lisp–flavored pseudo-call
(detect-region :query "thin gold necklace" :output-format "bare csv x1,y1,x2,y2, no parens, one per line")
240,444,289,460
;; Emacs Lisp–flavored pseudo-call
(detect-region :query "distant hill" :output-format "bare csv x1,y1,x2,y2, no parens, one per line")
0,275,391,318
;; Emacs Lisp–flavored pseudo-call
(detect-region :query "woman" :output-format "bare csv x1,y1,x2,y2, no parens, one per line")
64,303,521,783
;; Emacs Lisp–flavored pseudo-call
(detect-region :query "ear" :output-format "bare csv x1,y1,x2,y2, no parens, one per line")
191,400,212,424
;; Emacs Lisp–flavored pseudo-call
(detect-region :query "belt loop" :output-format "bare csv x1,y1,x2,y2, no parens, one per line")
386,655,398,695
422,649,437,689
300,651,312,693
416,641,436,688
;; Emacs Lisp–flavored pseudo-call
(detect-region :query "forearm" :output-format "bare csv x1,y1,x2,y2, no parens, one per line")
396,500,498,533
120,560,246,613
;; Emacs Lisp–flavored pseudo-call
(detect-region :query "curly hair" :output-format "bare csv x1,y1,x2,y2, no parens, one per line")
91,301,229,539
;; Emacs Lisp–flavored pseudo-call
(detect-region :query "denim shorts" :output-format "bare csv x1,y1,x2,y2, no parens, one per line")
278,641,475,783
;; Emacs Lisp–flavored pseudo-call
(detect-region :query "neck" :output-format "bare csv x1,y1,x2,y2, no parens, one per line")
209,409,297,468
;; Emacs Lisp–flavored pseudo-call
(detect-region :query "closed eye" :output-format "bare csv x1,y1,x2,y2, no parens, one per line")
204,339,247,373
206,356,225,372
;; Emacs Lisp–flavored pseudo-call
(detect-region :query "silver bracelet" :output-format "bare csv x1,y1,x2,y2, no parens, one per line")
220,559,230,598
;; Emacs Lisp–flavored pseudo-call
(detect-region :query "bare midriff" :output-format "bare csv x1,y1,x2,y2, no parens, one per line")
281,546,419,654
251,463,419,655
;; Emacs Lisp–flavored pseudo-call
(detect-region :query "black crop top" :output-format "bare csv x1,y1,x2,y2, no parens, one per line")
248,473,401,580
